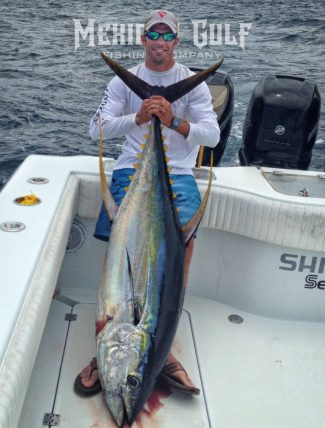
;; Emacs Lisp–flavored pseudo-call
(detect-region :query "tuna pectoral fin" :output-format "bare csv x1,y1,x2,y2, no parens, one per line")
182,153,214,244
99,113,118,221
126,247,141,325
101,51,223,102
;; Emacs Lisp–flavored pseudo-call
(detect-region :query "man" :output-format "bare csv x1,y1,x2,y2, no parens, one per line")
75,9,220,396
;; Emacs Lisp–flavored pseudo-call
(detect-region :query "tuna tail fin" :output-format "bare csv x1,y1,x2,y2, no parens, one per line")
100,52,152,100
100,51,223,102
182,152,214,244
99,113,118,221
165,60,224,103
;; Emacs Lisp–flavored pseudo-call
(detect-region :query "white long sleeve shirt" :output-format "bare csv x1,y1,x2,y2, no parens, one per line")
89,62,220,175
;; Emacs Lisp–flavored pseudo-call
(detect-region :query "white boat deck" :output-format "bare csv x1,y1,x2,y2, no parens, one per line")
19,300,208,428
18,217,325,428
18,291,325,428
186,296,325,428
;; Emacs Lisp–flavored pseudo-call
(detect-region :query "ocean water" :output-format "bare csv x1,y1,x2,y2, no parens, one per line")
1,0,324,186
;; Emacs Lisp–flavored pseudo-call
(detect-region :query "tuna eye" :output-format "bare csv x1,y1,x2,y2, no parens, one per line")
127,374,140,390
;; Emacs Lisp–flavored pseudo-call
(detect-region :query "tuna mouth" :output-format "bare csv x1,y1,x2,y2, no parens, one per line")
106,392,127,428
121,395,136,427
119,393,139,427
119,395,127,428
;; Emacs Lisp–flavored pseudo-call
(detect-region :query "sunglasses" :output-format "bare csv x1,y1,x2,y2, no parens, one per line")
145,31,177,42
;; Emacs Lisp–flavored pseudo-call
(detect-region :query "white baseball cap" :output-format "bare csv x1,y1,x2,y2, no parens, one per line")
144,10,179,34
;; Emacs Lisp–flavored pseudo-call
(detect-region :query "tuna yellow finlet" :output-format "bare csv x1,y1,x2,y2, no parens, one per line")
136,153,142,159
167,166,172,173
124,186,129,192
129,175,134,181
173,193,177,199
133,163,139,169
162,135,166,141
165,156,171,163
163,145,168,152
169,178,174,185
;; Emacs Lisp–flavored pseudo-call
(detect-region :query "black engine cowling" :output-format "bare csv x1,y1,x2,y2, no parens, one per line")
239,74,321,169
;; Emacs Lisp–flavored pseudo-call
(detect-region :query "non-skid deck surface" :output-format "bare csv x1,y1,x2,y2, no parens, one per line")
19,295,325,428
185,296,325,428
19,301,209,428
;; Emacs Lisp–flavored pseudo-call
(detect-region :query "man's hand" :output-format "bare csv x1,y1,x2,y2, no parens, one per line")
135,98,155,125
147,96,174,127
135,96,173,127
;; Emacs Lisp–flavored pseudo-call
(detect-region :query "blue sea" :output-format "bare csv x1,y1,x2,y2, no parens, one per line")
1,0,324,186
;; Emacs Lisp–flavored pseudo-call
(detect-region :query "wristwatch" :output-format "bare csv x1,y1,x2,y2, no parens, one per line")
169,117,181,130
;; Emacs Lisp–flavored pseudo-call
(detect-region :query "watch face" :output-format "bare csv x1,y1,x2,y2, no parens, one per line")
172,117,181,129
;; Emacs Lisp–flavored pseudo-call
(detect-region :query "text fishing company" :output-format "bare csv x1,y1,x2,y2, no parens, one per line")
73,19,252,55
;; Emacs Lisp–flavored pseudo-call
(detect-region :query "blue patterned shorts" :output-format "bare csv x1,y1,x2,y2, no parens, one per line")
94,168,201,241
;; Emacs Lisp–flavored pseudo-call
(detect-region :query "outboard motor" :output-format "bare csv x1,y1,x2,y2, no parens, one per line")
239,75,321,169
192,69,234,166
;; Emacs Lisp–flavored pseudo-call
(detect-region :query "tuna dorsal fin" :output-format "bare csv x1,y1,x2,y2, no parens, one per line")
100,51,223,102
99,113,118,221
182,153,214,244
